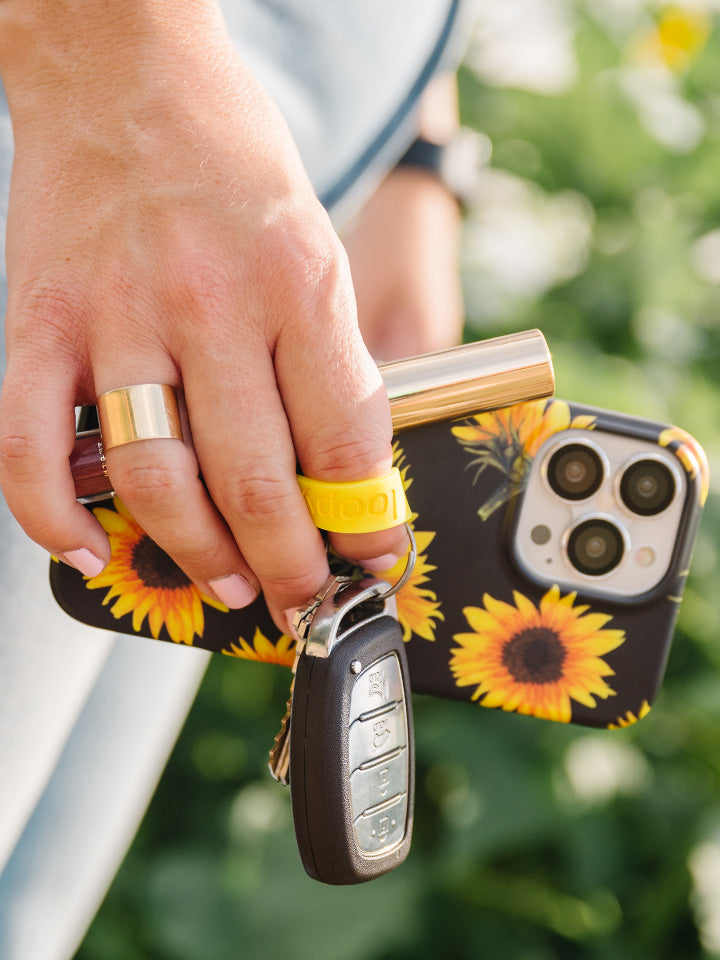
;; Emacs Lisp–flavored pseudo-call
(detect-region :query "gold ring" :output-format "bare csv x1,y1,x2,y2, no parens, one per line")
97,383,182,452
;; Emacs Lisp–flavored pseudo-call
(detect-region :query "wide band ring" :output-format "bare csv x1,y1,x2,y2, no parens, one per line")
297,468,411,534
97,383,182,453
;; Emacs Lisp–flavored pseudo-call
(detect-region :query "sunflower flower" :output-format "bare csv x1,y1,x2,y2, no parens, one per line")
608,701,652,730
86,499,227,645
659,425,710,506
365,529,443,642
632,7,710,72
451,399,596,519
451,586,626,723
223,628,297,668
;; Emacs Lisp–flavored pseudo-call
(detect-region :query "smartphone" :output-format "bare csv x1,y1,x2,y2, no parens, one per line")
391,396,708,729
54,335,707,730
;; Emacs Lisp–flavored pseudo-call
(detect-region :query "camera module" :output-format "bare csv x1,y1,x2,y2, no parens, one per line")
567,519,625,577
547,442,604,501
620,458,676,516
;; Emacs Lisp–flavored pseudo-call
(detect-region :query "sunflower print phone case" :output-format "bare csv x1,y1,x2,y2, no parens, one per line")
50,398,709,729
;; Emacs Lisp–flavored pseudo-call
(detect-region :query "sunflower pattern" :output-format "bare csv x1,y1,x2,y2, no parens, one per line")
607,701,652,730
362,441,443,643
364,529,444,642
49,397,706,732
223,628,297,668
451,399,596,519
659,425,710,506
85,498,227,645
450,587,626,723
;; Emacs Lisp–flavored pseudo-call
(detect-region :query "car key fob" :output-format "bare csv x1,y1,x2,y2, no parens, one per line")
289,577,415,885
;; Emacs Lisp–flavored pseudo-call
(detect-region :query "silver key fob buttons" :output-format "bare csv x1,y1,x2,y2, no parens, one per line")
290,612,415,885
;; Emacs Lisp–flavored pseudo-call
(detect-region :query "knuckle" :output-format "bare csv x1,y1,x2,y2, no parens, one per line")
171,539,229,576
219,469,299,524
111,459,188,509
265,567,326,601
310,429,390,480
0,430,47,482
263,224,349,321
10,280,87,355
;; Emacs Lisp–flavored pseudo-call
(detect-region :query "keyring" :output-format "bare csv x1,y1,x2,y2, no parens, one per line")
375,522,417,600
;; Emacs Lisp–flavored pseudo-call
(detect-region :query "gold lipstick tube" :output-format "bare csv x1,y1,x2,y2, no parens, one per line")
382,329,553,432
71,329,554,502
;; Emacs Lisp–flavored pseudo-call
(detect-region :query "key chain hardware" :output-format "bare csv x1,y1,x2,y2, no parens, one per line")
269,524,417,786
291,523,417,658
376,523,417,601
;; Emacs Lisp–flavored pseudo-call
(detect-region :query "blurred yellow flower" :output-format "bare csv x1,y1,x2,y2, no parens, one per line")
223,628,296,668
633,7,711,71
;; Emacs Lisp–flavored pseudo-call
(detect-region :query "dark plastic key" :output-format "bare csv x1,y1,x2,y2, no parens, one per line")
289,579,415,885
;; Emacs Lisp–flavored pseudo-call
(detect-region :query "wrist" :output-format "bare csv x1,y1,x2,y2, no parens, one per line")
395,137,462,208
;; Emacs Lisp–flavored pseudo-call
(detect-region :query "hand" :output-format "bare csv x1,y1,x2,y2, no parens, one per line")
343,166,464,361
0,0,408,631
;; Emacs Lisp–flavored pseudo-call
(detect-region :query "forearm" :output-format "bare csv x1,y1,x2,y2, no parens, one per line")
416,72,459,146
0,0,236,136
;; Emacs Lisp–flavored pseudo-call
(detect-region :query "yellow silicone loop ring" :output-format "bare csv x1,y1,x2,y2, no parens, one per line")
297,468,411,534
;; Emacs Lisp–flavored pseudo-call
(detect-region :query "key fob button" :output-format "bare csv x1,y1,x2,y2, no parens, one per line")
349,702,407,771
289,611,414,884
350,746,408,819
348,653,404,724
353,794,408,855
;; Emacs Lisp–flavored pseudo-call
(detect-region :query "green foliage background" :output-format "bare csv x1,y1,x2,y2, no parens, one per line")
76,4,720,958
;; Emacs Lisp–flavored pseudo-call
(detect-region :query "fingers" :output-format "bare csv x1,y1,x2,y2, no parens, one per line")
167,228,409,627
1,234,407,635
271,241,410,572
179,339,331,626
102,436,260,608
0,356,111,576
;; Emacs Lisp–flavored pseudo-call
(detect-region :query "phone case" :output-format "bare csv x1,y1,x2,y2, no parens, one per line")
51,363,708,731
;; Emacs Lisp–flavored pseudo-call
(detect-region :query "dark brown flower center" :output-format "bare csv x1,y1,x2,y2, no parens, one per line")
131,536,192,590
502,627,566,684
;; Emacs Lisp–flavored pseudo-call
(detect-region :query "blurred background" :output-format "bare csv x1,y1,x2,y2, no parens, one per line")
75,1,720,957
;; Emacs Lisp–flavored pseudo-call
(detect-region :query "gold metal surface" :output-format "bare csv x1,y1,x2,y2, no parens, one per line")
379,329,554,432
96,383,182,452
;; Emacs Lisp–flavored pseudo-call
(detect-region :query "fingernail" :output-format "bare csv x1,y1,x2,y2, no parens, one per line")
362,553,402,574
209,574,258,609
63,548,106,578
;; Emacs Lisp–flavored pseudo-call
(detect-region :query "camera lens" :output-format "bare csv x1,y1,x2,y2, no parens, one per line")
620,459,675,516
547,443,603,501
567,519,625,576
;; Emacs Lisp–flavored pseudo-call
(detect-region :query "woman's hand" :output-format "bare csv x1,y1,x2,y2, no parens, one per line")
0,0,407,631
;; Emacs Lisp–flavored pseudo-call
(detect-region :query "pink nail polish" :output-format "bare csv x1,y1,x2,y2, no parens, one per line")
63,548,106,578
362,553,402,574
209,574,257,609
